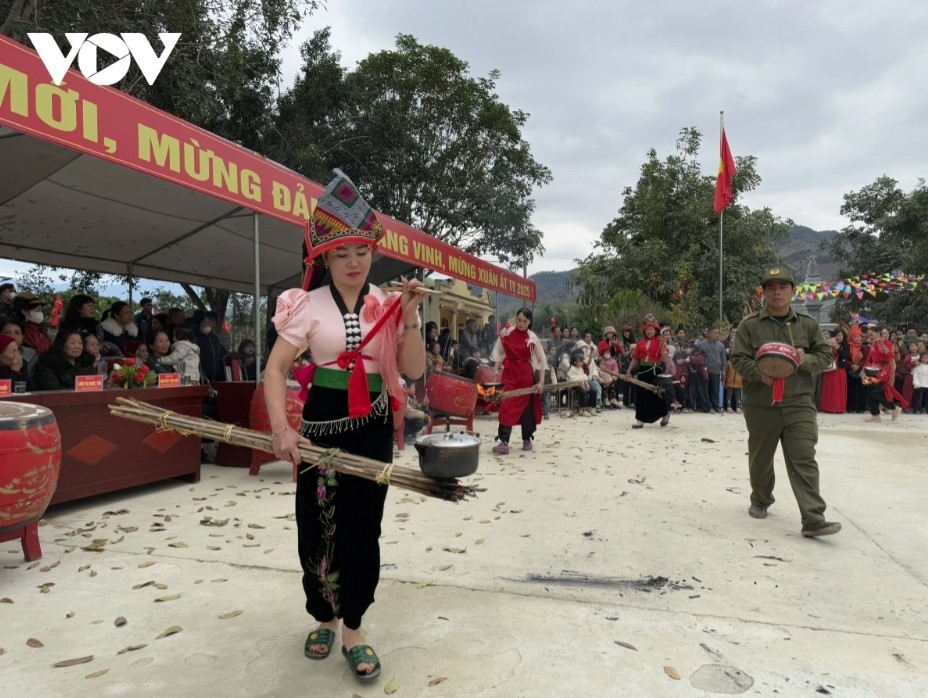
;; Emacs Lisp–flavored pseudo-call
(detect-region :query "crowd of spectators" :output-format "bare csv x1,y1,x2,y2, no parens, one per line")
817,324,928,415
530,319,928,419
0,283,258,392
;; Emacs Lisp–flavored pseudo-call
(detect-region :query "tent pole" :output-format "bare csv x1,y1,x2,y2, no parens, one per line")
127,262,134,306
253,213,261,384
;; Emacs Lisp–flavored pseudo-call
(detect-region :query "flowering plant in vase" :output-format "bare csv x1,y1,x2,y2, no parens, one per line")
110,358,157,389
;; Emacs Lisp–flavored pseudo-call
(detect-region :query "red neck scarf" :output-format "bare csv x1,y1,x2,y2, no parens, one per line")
293,294,404,418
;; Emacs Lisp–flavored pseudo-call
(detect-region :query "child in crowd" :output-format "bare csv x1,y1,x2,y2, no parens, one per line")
601,351,621,407
911,353,928,414
402,379,430,439
566,352,595,416
900,341,921,410
157,327,201,384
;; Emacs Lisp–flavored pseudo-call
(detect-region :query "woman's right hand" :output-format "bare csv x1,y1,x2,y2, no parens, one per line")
272,426,311,467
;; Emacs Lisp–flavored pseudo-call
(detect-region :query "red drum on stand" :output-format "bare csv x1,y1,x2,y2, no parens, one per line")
425,371,477,434
755,342,800,378
0,403,62,561
426,371,478,417
248,384,304,480
474,365,502,387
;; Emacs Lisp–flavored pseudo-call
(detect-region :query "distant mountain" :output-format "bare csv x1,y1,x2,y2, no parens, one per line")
498,226,839,310
779,226,840,282
498,270,575,313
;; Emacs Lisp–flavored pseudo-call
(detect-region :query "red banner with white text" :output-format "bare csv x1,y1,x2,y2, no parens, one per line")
0,36,535,301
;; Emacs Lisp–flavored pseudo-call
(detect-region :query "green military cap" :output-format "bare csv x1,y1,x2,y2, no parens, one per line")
760,266,795,287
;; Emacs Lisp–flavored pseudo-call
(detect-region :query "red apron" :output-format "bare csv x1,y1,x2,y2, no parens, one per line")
497,329,542,426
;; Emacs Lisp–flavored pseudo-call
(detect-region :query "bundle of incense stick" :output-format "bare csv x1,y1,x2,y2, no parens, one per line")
598,368,665,395
109,397,478,502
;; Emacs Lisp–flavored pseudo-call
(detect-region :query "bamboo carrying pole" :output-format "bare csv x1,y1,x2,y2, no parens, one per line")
598,368,666,395
108,397,479,502
493,379,587,401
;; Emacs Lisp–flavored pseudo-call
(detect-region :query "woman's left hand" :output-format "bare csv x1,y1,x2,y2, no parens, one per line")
399,276,424,324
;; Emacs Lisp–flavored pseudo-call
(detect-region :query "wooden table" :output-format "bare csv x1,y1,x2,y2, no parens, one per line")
4,386,207,505
211,381,258,468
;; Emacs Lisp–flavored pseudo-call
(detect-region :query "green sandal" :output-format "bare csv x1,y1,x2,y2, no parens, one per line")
304,628,336,660
341,644,382,682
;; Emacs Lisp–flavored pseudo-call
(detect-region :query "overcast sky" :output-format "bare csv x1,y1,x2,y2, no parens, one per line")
277,0,927,275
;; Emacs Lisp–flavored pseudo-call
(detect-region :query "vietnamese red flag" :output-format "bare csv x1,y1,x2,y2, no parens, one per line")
713,129,737,213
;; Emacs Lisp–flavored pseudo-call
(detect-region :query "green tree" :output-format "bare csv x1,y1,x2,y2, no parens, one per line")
825,176,928,327
572,127,791,329
3,0,320,324
318,34,551,267
266,27,352,184
2,0,317,151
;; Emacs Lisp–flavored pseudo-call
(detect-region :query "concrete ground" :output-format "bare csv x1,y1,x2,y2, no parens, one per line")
2,406,927,697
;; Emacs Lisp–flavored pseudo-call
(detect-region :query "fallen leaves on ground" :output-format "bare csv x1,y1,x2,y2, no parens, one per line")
614,641,637,651
114,617,127,627
117,644,147,654
27,638,45,648
384,676,400,694
200,517,229,527
85,669,109,679
53,655,94,668
218,610,243,619
156,626,182,639
664,665,681,680
154,593,181,603
428,677,447,687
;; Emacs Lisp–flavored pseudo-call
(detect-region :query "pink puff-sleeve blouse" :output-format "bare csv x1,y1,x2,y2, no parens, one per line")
273,286,410,375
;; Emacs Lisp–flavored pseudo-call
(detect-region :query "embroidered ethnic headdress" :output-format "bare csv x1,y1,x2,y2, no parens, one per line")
302,169,384,290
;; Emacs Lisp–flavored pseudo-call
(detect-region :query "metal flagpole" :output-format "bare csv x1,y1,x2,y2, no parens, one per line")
718,110,724,326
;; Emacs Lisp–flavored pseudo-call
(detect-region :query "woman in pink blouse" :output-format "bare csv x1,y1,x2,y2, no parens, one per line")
263,171,425,682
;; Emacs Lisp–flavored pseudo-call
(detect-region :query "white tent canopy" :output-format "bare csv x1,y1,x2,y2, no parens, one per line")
0,127,412,294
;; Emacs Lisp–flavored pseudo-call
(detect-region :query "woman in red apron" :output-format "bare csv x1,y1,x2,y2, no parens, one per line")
490,308,547,454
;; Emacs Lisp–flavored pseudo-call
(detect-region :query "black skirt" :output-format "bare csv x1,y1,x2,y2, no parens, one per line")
634,365,669,424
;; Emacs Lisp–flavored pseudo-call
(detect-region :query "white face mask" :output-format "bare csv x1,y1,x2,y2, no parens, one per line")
29,310,44,323
200,326,212,335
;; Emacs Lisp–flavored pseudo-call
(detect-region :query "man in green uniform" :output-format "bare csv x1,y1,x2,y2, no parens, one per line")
730,267,841,538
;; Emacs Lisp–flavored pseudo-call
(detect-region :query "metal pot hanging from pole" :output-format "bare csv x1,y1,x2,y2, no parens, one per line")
413,432,481,478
